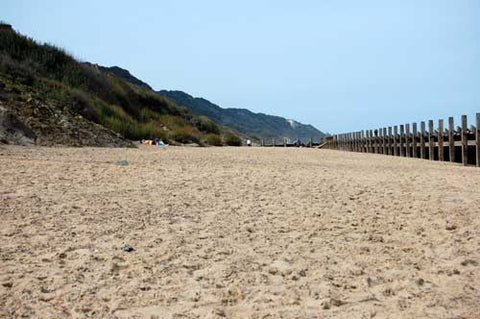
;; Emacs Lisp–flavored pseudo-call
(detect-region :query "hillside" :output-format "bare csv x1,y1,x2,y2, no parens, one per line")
0,23,238,146
0,75,132,147
158,90,325,143
95,64,152,90
98,60,326,144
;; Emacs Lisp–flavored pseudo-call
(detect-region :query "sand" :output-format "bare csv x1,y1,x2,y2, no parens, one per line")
1,145,479,318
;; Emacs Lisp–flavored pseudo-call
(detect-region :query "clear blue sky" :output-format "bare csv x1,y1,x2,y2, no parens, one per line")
3,0,480,133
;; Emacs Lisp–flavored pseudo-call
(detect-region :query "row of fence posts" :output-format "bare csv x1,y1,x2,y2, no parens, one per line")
261,138,314,147
326,113,480,167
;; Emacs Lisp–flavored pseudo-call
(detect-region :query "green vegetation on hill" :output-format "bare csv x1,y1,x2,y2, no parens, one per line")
96,65,152,90
0,23,237,146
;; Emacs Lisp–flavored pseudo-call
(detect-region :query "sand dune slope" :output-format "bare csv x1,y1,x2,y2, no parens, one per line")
1,145,479,318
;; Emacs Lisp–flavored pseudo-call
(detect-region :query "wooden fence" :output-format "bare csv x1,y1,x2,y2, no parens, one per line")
261,138,320,148
324,113,480,167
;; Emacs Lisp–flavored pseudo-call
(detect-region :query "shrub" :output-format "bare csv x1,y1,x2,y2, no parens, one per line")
204,134,222,146
159,114,186,128
225,133,242,146
168,126,200,144
190,115,220,134
0,54,35,85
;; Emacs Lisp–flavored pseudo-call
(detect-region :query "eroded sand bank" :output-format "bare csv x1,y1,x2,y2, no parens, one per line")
1,145,479,318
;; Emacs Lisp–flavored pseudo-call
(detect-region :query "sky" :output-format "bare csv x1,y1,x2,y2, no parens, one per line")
3,0,480,133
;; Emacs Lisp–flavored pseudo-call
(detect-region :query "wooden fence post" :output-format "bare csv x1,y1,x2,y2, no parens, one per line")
399,125,405,157
393,126,398,156
366,130,369,153
354,132,357,152
370,130,375,153
371,130,375,153
364,130,367,152
449,117,455,162
370,130,373,153
365,130,371,153
405,124,410,158
350,133,354,151
382,128,387,155
378,128,382,154
355,132,359,152
371,129,375,153
365,130,368,153
420,121,426,159
377,129,380,153
476,113,480,167
438,119,444,161
356,132,360,152
377,128,382,154
357,131,361,152
352,133,355,152
462,115,468,166
361,130,365,152
377,129,382,154
365,130,368,152
412,123,418,158
428,120,434,161
388,127,392,155
364,131,367,153
358,131,361,152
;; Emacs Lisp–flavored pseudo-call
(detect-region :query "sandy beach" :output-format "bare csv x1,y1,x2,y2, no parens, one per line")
1,145,479,318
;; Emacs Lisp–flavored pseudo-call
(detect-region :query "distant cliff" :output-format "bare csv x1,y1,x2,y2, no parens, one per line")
158,90,325,142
